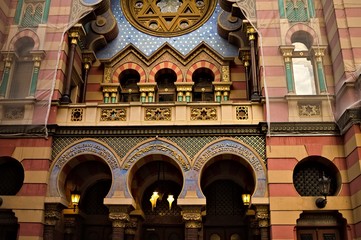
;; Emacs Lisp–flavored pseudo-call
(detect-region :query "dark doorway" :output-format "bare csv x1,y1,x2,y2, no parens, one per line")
203,180,248,240
0,210,18,240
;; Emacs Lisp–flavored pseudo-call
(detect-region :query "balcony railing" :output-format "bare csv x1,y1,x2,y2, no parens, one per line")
56,102,264,126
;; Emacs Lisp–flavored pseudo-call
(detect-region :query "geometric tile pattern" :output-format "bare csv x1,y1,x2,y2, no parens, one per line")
52,135,266,162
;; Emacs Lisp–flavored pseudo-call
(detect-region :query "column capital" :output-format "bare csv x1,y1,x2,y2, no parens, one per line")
238,48,251,67
181,206,203,229
311,46,327,61
255,205,270,228
44,203,64,226
82,50,96,69
279,45,295,62
68,24,86,47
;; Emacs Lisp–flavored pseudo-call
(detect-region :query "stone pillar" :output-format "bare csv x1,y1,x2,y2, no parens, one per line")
60,25,85,104
108,206,131,240
280,45,295,93
0,53,14,98
312,46,327,93
246,25,261,101
255,205,270,240
182,206,202,240
43,203,64,240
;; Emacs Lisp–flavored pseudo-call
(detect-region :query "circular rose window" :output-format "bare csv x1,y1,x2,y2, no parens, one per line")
121,0,217,37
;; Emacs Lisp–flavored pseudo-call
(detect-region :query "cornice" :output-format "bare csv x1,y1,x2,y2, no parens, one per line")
47,123,268,137
269,122,340,135
337,107,361,135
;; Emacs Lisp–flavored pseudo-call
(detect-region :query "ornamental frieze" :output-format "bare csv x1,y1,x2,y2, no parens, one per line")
123,139,190,171
55,140,119,170
193,140,263,172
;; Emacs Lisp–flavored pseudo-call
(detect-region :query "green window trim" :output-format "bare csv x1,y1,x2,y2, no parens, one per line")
14,0,51,25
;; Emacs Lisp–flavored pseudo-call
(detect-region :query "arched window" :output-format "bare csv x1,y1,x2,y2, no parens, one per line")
15,0,50,26
280,31,327,95
292,42,316,95
192,68,214,101
9,37,35,99
155,69,177,102
119,69,140,102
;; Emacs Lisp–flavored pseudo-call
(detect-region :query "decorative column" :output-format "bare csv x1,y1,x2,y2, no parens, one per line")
174,82,194,102
280,45,295,93
182,206,202,240
101,83,120,103
108,206,131,240
255,205,270,240
213,82,232,102
43,203,64,240
137,83,157,102
0,52,15,98
125,216,138,240
60,25,85,104
29,51,46,97
246,25,261,101
81,51,96,103
239,48,251,100
312,46,327,93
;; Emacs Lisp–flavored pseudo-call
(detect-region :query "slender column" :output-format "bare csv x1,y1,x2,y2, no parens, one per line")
182,206,202,240
255,205,270,240
81,62,90,103
81,52,96,103
138,83,157,102
0,54,14,98
312,46,327,93
246,26,260,101
60,25,85,104
278,0,286,18
307,0,315,17
101,83,120,103
280,46,295,93
29,51,45,97
43,203,64,240
60,36,77,104
239,49,251,100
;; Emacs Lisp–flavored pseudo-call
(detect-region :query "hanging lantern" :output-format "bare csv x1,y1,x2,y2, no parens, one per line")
70,188,81,212
150,191,159,211
167,194,174,210
242,193,251,206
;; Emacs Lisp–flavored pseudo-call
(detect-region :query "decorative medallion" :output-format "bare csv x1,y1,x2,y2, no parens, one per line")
121,0,217,37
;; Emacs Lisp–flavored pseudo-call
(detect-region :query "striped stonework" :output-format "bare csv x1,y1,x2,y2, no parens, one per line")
112,62,146,83
186,61,221,82
148,61,183,83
